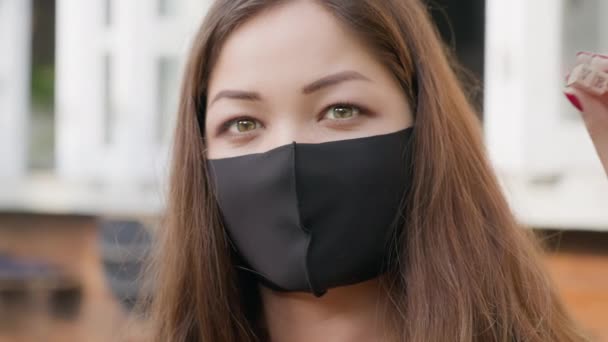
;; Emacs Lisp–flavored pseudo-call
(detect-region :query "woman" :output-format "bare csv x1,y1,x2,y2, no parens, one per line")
143,0,600,341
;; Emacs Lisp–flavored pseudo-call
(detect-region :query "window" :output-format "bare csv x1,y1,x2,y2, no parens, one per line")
103,54,114,145
104,0,112,27
158,0,177,17
156,56,179,143
29,0,57,170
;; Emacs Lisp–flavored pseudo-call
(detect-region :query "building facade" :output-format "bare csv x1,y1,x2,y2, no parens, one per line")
1,0,608,226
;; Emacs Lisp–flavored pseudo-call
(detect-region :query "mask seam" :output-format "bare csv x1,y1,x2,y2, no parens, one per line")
291,143,325,297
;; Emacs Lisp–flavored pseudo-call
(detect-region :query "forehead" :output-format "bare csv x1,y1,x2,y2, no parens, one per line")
208,1,379,92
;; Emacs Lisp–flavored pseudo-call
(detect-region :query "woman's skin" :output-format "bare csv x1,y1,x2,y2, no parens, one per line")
564,52,608,175
204,0,413,159
204,1,412,341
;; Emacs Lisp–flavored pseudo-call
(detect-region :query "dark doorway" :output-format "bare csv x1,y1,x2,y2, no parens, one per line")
429,0,486,118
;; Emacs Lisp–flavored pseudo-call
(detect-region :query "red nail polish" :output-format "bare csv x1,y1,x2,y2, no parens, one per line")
564,92,583,111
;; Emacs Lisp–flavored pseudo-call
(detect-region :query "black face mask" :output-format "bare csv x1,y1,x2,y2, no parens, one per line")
207,127,414,296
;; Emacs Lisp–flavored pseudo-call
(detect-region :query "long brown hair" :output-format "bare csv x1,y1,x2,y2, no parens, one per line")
143,0,587,341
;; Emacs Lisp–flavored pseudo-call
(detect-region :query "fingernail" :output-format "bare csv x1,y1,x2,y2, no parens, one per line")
594,54,608,60
577,51,593,56
564,92,583,111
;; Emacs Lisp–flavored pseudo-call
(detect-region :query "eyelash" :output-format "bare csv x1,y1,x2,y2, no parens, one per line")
217,101,371,137
320,101,369,121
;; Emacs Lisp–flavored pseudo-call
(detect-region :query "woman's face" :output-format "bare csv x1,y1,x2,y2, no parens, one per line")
205,0,413,159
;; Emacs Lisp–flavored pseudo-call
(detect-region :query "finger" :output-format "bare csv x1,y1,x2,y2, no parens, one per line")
568,52,594,82
567,63,608,98
583,55,608,99
564,86,608,136
590,55,608,72
590,57,608,100
565,86,608,176
593,52,608,60
576,51,594,65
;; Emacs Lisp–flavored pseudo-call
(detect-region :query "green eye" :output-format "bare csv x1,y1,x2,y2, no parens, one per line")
325,105,360,120
234,119,258,132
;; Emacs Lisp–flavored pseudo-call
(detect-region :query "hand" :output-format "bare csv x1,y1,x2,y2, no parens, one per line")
564,52,608,176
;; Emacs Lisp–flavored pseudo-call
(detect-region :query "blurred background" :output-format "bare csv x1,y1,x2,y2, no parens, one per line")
0,0,606,341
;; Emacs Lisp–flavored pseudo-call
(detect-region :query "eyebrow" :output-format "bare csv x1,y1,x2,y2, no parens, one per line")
302,70,372,94
208,70,371,107
209,90,262,107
